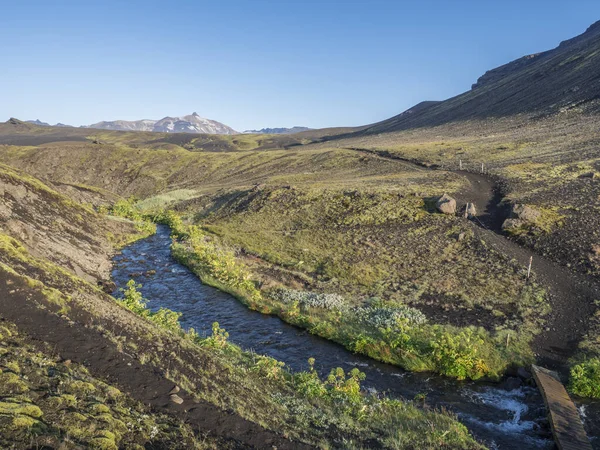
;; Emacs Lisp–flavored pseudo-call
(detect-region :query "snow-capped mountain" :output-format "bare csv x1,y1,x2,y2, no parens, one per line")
88,113,236,135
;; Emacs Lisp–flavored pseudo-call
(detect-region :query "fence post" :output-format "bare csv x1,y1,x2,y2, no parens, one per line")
527,256,533,279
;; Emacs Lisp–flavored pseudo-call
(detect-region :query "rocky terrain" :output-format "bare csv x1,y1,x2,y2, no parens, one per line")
26,120,73,128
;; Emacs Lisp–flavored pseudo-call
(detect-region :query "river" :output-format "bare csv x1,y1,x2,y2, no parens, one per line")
111,225,599,449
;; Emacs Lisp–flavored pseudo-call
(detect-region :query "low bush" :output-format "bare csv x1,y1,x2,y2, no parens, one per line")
101,197,156,235
569,358,600,398
119,280,191,338
271,288,345,309
110,278,483,449
352,305,428,327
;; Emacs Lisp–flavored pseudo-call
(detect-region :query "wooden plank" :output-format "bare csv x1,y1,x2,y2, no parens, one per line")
532,365,592,450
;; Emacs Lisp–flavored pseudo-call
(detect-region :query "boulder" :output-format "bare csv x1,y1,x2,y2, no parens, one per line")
436,194,457,215
170,394,184,405
517,366,532,380
502,376,523,391
464,203,477,217
510,204,540,222
501,218,525,231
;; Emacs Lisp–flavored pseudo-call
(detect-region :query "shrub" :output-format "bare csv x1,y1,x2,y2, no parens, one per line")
352,305,428,328
271,288,346,310
430,328,489,380
293,358,366,405
253,355,286,380
203,322,229,349
151,308,183,333
570,359,600,398
106,197,155,235
118,280,187,337
119,280,149,316
325,367,366,405
294,358,327,398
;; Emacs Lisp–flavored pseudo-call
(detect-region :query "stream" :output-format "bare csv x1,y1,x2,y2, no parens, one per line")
111,225,599,449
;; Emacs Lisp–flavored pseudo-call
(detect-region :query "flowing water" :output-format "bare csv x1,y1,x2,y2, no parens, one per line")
111,226,598,449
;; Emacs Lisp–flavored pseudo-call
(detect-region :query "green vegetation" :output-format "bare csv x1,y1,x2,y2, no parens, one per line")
570,303,600,398
2,108,599,428
569,359,600,398
0,220,482,448
135,188,200,211
101,197,156,236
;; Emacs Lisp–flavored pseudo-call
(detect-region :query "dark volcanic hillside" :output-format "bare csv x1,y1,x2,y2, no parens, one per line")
362,20,600,134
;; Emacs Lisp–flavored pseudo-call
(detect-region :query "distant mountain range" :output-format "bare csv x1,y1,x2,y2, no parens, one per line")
26,120,72,128
25,116,312,136
87,112,236,135
244,126,312,134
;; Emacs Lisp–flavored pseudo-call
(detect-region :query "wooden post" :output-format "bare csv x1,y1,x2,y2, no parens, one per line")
459,159,463,170
464,203,469,219
527,256,533,279
481,163,484,174
506,333,510,348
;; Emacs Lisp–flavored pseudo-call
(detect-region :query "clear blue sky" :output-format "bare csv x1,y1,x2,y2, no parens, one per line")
2,0,600,131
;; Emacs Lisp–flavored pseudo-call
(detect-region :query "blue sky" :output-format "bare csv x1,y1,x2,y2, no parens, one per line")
2,0,600,131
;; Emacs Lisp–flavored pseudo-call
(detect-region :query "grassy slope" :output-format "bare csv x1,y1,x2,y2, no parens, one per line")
309,114,600,392
309,113,600,277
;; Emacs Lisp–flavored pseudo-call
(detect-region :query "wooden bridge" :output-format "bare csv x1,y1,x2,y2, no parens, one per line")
531,365,592,450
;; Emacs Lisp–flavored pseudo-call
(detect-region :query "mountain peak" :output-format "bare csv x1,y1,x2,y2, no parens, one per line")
87,113,237,135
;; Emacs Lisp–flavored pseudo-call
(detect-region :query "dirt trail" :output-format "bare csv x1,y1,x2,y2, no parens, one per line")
352,148,600,371
457,171,599,370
